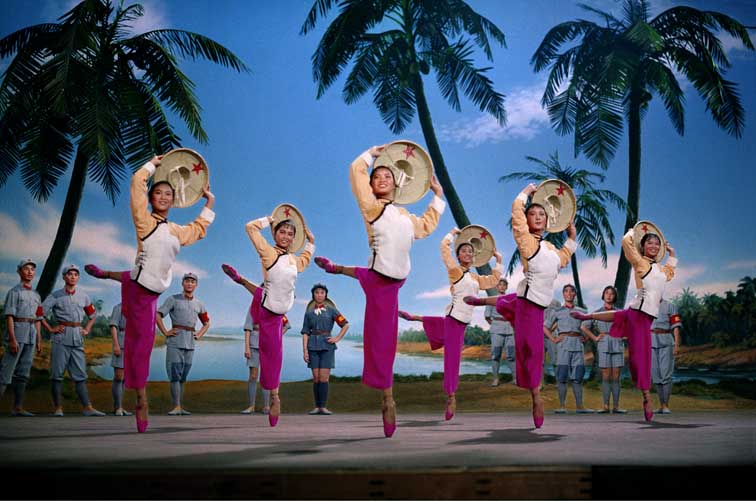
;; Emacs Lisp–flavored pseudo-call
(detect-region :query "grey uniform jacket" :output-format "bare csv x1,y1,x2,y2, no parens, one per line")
3,284,42,345
582,307,624,353
485,304,513,347
301,305,348,352
651,300,682,348
42,289,94,347
109,304,127,348
545,306,587,353
158,294,208,350
244,311,260,349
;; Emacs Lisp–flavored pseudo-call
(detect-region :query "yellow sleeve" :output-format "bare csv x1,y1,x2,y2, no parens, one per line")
246,218,278,269
512,193,539,259
410,196,445,239
349,155,385,223
557,239,577,268
296,243,315,273
441,233,463,283
475,263,504,290
662,256,677,281
622,230,650,276
130,163,158,240
170,207,215,247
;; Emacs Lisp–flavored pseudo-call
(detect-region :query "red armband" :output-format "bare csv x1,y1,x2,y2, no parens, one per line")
282,315,289,326
36,306,44,318
669,314,681,325
198,312,210,324
335,314,347,327
84,304,96,316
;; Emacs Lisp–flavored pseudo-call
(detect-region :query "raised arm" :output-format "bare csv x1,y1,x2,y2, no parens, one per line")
662,242,677,281
440,231,463,283
621,229,650,276
130,160,159,239
295,227,316,273
349,148,385,223
475,251,504,290
557,221,578,268
171,186,216,247
410,174,445,239
245,217,279,269
512,189,539,259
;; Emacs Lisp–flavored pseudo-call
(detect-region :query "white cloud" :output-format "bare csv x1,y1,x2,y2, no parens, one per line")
0,205,207,279
726,259,756,271
719,31,756,58
128,0,170,35
415,285,450,300
438,83,549,147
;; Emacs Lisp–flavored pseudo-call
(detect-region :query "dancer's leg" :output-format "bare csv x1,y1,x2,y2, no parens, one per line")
84,265,123,282
221,264,259,294
313,256,358,279
398,311,422,322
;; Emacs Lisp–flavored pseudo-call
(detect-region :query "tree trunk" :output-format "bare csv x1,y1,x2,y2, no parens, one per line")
614,89,642,308
36,147,89,300
412,74,495,287
570,253,585,309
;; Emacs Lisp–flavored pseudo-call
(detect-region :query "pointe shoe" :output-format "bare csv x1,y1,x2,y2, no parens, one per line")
135,404,149,433
643,397,654,422
398,310,413,321
314,256,338,274
382,399,397,438
221,264,243,283
462,295,485,306
569,311,592,321
84,264,106,279
269,394,280,427
533,398,545,429
445,395,456,421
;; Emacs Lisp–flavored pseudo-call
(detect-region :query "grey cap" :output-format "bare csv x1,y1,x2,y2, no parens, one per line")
61,264,80,275
17,258,37,271
182,272,198,281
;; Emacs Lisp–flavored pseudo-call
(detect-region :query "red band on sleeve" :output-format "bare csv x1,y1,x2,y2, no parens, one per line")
84,304,96,316
36,306,44,317
670,314,681,325
198,312,210,324
336,314,347,327
282,315,289,326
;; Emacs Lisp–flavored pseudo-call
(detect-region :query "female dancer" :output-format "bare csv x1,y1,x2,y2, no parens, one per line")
221,214,314,426
571,230,676,421
398,227,503,420
84,155,215,432
463,183,576,428
580,286,626,414
313,144,445,437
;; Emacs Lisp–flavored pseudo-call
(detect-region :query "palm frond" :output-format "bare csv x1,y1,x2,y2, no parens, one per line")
300,0,341,35
135,29,250,73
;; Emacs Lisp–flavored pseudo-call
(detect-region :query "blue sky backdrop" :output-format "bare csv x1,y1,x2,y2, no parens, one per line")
2,0,755,331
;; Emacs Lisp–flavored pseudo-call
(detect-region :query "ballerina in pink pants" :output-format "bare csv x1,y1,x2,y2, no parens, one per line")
464,183,576,428
314,144,445,437
399,227,503,421
85,155,215,433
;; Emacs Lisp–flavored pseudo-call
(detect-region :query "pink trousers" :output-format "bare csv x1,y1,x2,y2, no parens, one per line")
250,288,285,390
121,272,159,390
355,268,406,390
421,315,467,394
496,293,545,390
609,308,654,390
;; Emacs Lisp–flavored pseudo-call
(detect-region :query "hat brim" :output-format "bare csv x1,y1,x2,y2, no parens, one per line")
531,179,576,233
154,148,210,209
271,203,307,254
633,221,666,263
374,140,433,205
455,225,497,268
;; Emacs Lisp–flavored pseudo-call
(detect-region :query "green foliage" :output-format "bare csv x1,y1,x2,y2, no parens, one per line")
399,325,490,346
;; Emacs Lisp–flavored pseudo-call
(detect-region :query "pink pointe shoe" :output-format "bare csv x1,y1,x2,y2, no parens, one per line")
84,264,106,279
463,296,485,306
269,394,280,427
398,310,413,321
445,395,456,421
532,398,545,429
643,397,654,422
221,264,243,284
314,256,338,274
570,311,592,321
382,399,397,438
135,404,148,433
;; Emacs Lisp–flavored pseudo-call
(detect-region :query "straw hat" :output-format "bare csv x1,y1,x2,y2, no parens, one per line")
455,225,497,267
530,179,576,233
271,203,307,254
633,220,666,262
154,148,210,208
373,140,433,205
306,298,337,313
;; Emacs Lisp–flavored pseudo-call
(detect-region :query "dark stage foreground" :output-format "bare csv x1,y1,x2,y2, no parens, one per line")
1,411,753,499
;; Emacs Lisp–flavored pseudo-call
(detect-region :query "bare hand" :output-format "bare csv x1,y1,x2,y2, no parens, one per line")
113,345,122,357
673,344,679,356
368,144,387,157
451,227,461,236
305,227,315,243
566,220,576,240
523,183,537,196
165,329,177,337
36,343,42,355
494,250,502,264
244,349,251,360
202,185,215,209
53,325,65,334
666,242,675,257
81,328,89,336
430,173,443,197
150,155,163,166
9,339,19,355
555,335,565,344
326,337,338,344
597,333,606,342
303,352,309,364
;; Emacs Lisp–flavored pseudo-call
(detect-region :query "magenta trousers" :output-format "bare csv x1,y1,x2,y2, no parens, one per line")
249,288,285,390
422,315,467,394
120,271,160,390
356,268,406,390
496,293,545,390
609,308,653,390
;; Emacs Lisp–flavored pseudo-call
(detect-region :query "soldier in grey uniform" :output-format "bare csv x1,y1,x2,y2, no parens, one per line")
651,299,682,413
485,279,515,387
109,303,132,416
580,286,626,414
544,284,594,414
240,309,288,415
40,264,105,416
156,273,210,415
543,299,562,388
0,258,43,416
301,284,349,415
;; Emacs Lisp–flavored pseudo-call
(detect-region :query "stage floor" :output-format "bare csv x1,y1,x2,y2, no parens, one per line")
2,411,754,499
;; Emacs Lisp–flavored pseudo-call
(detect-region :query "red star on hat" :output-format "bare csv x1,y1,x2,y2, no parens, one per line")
556,184,565,196
642,224,649,232
480,230,489,239
403,145,415,159
284,207,291,218
192,163,203,174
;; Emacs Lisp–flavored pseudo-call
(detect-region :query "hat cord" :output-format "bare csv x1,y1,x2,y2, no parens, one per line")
168,165,187,207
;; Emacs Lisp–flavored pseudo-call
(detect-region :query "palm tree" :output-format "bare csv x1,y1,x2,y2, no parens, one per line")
301,0,507,276
0,0,249,299
499,151,627,309
531,0,753,306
